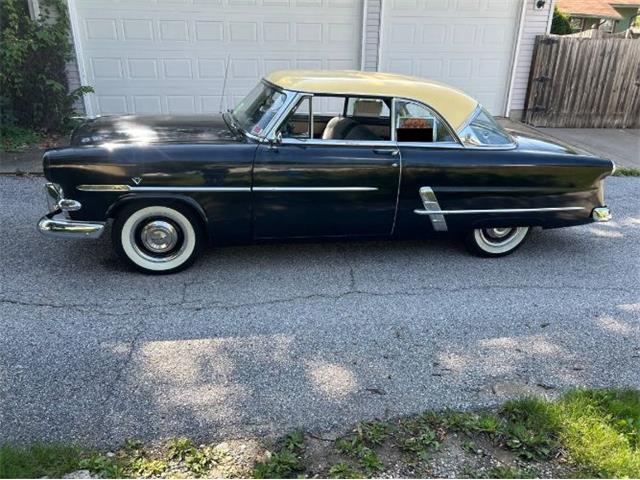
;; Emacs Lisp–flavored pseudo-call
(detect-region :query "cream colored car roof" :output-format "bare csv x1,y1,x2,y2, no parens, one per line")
265,70,479,130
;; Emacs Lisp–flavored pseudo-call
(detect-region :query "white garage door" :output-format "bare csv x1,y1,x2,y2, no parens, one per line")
72,0,363,116
379,0,521,115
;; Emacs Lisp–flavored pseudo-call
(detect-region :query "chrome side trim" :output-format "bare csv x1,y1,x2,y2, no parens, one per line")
38,213,105,239
132,186,250,192
253,186,378,192
414,206,586,215
77,184,131,192
78,184,375,193
418,187,448,232
77,185,250,193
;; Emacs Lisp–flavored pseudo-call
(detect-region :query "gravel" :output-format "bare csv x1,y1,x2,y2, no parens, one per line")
0,175,638,447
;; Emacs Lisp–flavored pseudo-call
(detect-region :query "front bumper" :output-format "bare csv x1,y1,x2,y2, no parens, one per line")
38,212,105,239
37,183,105,239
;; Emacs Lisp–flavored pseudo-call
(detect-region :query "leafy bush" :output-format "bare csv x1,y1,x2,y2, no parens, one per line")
0,124,40,152
551,7,573,35
0,0,92,133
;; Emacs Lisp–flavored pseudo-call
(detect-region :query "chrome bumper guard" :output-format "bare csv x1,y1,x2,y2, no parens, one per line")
38,183,105,239
592,206,612,222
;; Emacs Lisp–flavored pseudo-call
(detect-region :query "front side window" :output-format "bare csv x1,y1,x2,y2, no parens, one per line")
458,107,514,147
279,95,392,141
281,96,311,139
395,100,455,143
232,82,287,137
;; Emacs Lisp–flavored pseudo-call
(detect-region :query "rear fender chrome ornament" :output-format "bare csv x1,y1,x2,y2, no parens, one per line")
131,177,143,185
417,187,448,232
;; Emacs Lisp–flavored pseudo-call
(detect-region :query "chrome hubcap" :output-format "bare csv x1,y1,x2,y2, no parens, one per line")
140,220,178,253
485,227,512,240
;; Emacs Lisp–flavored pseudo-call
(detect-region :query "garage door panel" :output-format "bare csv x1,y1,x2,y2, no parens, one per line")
381,0,521,114
75,0,362,115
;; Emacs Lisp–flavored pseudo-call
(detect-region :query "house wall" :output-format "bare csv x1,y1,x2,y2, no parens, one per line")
58,0,551,119
508,0,554,120
614,7,640,32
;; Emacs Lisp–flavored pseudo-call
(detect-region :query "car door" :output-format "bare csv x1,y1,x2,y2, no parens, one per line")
252,95,400,239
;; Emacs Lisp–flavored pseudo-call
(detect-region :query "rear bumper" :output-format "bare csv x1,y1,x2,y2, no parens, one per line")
38,212,105,239
37,182,105,239
592,206,612,222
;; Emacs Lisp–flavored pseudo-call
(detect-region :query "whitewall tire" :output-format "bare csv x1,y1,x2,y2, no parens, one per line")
112,203,204,274
464,226,530,257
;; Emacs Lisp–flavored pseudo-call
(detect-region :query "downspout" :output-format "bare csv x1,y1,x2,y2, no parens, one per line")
27,0,40,19
66,0,94,117
504,0,528,118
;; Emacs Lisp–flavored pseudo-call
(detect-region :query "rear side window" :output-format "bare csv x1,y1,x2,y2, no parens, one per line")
458,108,514,146
394,100,455,143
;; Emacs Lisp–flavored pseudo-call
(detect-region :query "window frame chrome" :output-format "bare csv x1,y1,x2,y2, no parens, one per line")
266,89,468,150
238,80,299,143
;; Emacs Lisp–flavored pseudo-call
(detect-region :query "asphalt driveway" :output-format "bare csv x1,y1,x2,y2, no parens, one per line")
0,176,638,447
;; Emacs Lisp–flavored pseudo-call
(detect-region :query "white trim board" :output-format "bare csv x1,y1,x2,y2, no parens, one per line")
66,0,93,116
505,0,528,116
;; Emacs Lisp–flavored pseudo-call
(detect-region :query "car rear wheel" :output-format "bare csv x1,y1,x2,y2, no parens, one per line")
464,226,530,257
112,203,204,274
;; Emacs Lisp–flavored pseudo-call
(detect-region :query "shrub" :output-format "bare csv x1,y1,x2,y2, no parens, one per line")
551,7,573,35
0,0,92,133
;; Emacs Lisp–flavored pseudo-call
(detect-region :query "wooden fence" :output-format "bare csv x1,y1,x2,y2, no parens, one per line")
525,35,640,128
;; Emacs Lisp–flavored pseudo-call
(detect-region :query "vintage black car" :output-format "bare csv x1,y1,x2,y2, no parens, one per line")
39,70,614,273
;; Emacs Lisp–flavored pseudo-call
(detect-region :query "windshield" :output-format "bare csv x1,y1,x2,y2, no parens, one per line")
231,82,287,137
458,107,514,147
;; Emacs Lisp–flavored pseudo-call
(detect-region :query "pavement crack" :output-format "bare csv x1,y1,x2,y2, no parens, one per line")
173,283,635,312
97,315,147,432
1,283,634,315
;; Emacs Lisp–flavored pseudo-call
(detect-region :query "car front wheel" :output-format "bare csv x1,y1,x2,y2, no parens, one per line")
464,226,530,257
112,203,204,274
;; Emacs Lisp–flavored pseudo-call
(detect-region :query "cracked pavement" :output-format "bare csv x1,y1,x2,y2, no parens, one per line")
1,176,639,447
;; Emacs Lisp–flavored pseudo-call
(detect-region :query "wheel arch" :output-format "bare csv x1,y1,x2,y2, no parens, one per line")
106,193,209,238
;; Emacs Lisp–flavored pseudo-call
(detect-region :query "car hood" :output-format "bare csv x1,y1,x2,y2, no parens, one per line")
70,114,243,146
507,127,594,156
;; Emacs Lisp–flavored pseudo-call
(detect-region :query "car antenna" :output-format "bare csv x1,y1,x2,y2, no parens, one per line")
219,54,231,113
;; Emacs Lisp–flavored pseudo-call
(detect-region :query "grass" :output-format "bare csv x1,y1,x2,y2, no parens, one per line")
613,166,640,177
557,389,640,477
252,432,305,478
1,389,639,478
0,443,119,479
328,461,364,478
0,443,82,478
0,125,41,153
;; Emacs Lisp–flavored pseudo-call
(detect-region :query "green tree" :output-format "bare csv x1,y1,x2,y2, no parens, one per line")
551,7,573,35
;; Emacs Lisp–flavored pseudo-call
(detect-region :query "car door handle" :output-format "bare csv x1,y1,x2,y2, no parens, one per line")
373,148,399,156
